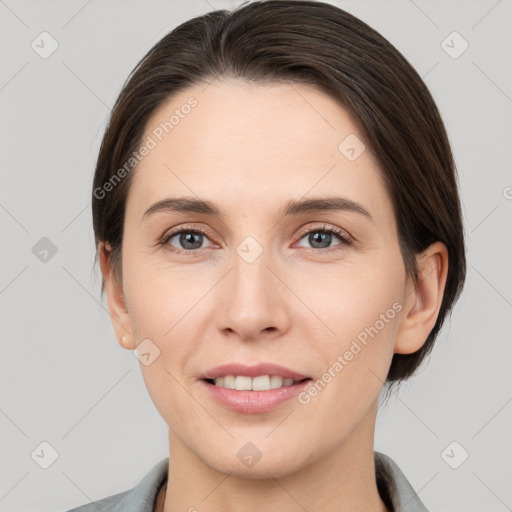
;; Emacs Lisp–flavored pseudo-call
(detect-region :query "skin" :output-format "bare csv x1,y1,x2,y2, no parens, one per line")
100,79,448,512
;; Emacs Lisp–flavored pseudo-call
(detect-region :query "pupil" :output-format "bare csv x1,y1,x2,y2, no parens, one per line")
181,232,202,249
310,232,331,248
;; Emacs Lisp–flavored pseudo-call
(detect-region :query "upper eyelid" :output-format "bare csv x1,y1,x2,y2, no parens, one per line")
163,224,216,242
296,223,350,238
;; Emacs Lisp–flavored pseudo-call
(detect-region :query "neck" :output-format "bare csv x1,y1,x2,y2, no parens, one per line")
160,403,388,512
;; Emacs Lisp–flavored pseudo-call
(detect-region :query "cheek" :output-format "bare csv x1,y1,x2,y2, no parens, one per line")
293,258,403,400
121,257,208,421
124,264,206,431
296,281,401,434
125,276,204,379
122,245,205,335
294,256,404,342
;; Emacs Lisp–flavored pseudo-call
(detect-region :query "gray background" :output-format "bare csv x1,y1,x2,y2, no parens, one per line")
1,0,511,511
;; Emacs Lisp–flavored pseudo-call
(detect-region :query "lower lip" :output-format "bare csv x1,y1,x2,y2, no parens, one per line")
200,379,311,414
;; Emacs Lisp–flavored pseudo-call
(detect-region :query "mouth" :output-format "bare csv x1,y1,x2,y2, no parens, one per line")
202,375,312,391
198,363,313,413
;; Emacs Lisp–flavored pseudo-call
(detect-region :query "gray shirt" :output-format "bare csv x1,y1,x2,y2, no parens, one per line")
66,451,428,512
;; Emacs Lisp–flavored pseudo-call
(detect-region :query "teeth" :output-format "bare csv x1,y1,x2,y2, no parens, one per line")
270,375,283,389
235,376,252,390
212,375,300,390
223,375,235,389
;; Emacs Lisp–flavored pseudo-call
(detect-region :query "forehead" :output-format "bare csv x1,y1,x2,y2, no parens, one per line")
127,79,391,223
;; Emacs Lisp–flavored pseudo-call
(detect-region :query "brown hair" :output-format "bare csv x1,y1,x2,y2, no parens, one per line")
92,0,466,387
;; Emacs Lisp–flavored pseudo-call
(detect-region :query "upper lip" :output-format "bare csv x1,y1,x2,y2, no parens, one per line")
200,363,310,381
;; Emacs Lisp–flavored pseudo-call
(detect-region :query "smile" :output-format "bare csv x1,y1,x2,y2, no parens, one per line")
205,375,310,391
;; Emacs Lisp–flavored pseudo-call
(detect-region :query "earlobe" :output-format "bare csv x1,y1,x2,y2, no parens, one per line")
394,241,449,355
99,241,136,350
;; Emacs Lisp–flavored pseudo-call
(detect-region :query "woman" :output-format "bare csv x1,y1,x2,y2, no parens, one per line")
69,1,466,510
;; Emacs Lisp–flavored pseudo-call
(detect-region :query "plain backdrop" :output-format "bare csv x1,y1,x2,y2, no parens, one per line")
1,1,511,511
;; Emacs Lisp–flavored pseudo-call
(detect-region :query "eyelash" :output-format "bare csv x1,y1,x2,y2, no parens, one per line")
159,223,353,255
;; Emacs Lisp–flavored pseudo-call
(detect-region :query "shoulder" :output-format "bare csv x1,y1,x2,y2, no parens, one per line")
65,490,129,512
375,451,430,512
64,458,168,512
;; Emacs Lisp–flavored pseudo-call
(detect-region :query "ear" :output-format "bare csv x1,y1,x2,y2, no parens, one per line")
99,241,136,350
394,241,449,355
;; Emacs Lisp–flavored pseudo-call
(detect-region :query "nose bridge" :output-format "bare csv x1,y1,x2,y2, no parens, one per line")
217,233,288,338
232,234,276,311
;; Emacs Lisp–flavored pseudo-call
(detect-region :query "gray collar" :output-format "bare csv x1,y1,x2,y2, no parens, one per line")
375,451,429,511
67,452,429,512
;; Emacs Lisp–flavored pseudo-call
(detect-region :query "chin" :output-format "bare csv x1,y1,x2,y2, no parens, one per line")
200,444,310,480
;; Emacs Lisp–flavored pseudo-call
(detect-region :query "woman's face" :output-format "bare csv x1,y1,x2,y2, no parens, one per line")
114,79,414,477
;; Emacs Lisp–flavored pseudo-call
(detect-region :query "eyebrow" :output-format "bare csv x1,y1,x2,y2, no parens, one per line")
141,196,373,223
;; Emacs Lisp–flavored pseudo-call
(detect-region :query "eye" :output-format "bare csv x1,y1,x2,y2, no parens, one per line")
160,223,352,254
161,226,214,253
294,224,352,251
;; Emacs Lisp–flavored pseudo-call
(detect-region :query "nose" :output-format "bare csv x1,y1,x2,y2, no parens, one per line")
215,242,291,342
